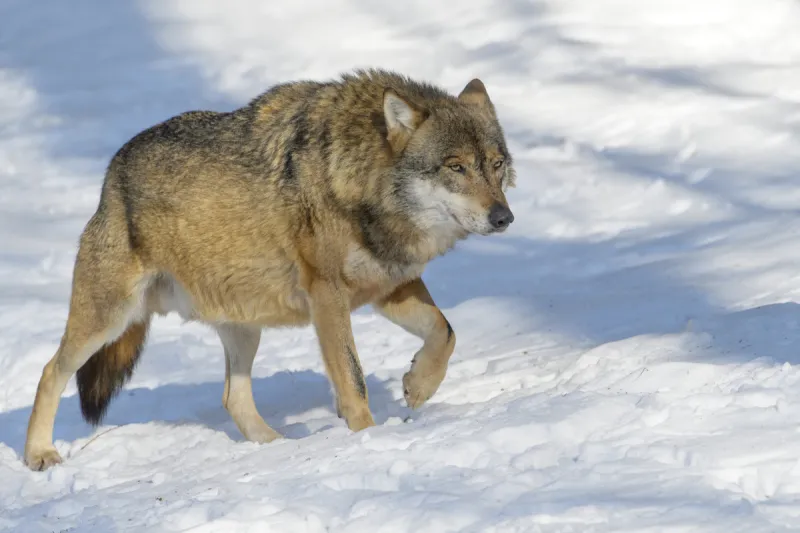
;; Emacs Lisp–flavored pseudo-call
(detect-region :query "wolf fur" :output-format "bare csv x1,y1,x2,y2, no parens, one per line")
23,69,516,470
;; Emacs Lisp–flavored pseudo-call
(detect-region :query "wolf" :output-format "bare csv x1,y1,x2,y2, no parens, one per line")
23,69,516,470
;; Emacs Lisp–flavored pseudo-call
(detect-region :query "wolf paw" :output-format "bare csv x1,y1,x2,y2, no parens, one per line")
25,446,63,471
338,403,375,432
403,365,446,409
241,420,283,444
347,412,375,432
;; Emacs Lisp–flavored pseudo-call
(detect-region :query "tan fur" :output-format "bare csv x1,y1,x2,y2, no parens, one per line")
23,69,516,470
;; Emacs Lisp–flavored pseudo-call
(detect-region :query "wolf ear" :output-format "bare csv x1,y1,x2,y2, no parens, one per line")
458,78,496,117
383,89,426,151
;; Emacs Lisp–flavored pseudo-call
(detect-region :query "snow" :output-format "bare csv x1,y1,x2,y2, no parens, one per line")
3,0,800,530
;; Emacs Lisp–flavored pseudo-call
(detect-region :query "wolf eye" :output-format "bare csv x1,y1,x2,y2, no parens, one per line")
493,159,504,169
448,164,466,174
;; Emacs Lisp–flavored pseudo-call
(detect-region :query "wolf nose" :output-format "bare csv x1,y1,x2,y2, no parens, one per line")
489,203,514,230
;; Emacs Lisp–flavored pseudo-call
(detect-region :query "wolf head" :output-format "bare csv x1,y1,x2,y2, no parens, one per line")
384,79,516,238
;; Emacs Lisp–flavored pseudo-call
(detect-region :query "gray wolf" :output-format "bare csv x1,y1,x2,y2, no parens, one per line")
24,69,516,470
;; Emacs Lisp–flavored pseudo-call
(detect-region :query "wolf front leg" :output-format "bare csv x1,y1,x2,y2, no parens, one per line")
308,279,375,431
376,278,456,409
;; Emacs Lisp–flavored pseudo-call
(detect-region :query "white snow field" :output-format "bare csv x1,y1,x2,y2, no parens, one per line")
3,0,800,531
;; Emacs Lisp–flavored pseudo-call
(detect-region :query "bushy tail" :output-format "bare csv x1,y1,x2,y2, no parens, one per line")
76,319,150,425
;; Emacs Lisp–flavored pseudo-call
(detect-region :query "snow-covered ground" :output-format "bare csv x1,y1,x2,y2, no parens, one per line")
3,0,800,530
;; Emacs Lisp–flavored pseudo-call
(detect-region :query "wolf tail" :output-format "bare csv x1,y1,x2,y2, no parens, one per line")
76,319,150,425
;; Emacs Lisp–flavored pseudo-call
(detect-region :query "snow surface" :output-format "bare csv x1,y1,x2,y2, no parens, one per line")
3,0,800,531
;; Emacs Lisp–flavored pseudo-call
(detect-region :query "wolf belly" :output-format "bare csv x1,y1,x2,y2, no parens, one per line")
146,266,311,327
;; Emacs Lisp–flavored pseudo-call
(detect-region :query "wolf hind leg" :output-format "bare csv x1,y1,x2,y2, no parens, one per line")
218,323,281,443
24,230,149,471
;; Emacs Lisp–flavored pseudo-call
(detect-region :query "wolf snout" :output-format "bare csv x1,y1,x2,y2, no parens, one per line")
488,203,514,231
